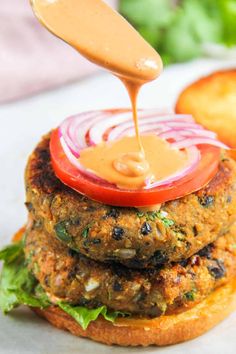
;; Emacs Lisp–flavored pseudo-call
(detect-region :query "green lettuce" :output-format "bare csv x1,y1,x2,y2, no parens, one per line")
0,241,127,329
0,241,50,313
58,303,125,330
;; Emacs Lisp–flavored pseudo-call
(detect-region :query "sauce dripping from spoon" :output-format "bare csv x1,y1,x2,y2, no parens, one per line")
30,0,187,190
30,0,162,148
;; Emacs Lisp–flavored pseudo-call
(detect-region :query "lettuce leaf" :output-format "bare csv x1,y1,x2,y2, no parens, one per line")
58,303,125,330
0,242,50,313
0,242,24,263
0,242,129,329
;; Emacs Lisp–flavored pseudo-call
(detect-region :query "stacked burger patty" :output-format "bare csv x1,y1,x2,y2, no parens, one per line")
24,134,236,319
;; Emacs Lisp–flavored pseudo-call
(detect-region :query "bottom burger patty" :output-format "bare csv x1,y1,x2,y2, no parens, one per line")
24,223,236,317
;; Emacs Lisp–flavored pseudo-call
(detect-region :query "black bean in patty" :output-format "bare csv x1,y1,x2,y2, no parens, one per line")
198,244,213,259
113,280,123,292
141,222,152,235
192,225,198,237
112,227,124,240
151,250,168,265
105,208,120,219
25,202,33,212
179,259,189,267
44,275,50,287
208,259,226,279
92,238,101,245
68,249,79,258
198,195,215,207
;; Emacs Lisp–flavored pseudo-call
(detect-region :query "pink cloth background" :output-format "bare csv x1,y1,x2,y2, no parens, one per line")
0,0,118,104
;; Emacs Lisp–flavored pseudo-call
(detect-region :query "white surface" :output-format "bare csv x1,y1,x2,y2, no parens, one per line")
1,58,236,353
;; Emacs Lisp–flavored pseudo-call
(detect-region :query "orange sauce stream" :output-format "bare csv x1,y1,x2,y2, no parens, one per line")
30,0,188,190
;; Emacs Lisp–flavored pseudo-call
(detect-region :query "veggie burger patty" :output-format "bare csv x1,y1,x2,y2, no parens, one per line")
25,222,236,317
25,135,236,268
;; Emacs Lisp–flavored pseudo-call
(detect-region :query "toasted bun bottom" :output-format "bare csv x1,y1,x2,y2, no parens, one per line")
31,281,236,346
14,228,236,346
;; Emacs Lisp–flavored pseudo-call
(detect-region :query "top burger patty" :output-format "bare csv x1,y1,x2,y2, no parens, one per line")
25,134,236,268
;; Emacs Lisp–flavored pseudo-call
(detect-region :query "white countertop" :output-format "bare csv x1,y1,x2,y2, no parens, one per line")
0,58,236,354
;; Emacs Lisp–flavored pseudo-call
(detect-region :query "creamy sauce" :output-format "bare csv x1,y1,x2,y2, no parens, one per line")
79,135,188,189
31,0,187,190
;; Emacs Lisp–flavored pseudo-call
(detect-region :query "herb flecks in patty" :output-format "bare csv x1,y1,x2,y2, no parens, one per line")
82,225,92,239
137,210,174,228
184,289,196,301
54,221,73,243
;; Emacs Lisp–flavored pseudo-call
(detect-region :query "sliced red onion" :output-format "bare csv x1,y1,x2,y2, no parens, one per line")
144,146,200,189
158,128,217,141
171,137,230,150
58,109,229,190
87,110,177,144
88,111,132,145
60,136,105,183
115,122,205,140
108,115,194,141
60,111,107,155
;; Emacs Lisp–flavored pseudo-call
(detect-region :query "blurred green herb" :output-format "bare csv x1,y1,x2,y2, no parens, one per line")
120,0,236,64
137,210,174,227
184,289,196,301
82,225,90,238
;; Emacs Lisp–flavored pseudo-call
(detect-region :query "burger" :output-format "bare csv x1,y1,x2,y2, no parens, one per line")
1,108,236,346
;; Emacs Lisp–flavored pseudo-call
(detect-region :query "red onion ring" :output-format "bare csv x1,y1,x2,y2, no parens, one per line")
59,135,106,183
171,137,229,150
144,146,200,189
58,109,229,189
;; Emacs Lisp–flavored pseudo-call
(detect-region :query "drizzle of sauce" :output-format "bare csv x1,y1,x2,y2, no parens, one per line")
113,151,149,178
30,0,188,191
79,135,188,189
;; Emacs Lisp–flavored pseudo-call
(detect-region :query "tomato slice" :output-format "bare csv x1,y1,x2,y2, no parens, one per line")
50,129,220,207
